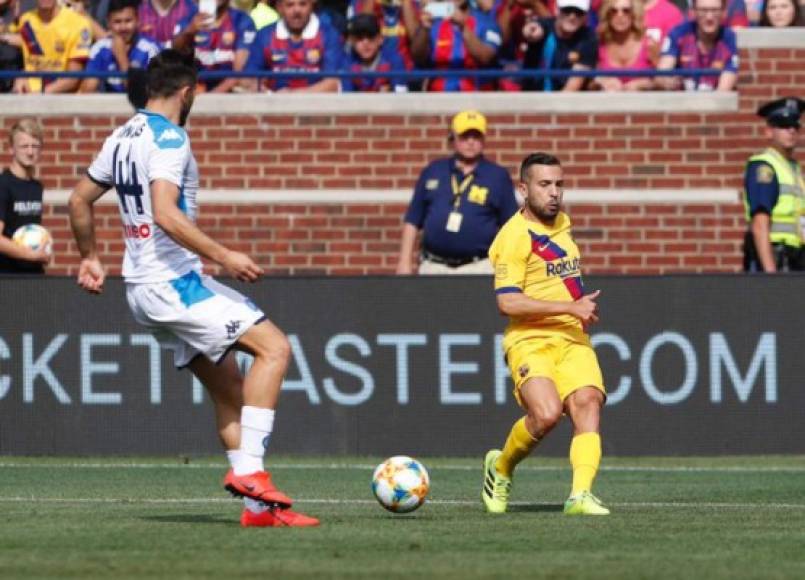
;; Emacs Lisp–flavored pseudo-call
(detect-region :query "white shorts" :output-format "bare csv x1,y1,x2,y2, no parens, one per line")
125,270,266,368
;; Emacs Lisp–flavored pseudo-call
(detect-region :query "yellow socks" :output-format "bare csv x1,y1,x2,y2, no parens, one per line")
570,432,602,495
495,417,539,478
494,421,603,490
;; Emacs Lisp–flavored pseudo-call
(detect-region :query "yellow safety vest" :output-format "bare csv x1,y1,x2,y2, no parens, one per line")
743,147,805,249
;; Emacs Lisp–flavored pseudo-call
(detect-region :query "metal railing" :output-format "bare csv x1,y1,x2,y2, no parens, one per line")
0,67,723,86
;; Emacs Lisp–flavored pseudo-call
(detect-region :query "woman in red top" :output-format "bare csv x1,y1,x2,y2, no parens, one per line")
591,0,655,91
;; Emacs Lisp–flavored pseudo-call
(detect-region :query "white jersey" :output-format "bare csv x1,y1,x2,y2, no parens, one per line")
88,110,202,283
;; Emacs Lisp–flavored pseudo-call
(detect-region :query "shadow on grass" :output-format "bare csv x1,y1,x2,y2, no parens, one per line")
141,514,234,526
508,504,563,513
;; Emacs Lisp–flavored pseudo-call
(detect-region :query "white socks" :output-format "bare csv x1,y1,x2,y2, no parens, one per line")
234,406,275,475
226,450,269,514
226,407,276,514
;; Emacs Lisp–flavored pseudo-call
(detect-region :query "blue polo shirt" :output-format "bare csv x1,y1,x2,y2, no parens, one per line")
404,156,518,259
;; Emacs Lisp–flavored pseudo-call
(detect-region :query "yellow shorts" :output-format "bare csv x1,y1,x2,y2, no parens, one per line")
506,336,606,407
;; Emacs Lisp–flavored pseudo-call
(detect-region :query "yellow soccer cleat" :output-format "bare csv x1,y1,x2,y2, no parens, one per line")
481,449,512,514
563,491,610,516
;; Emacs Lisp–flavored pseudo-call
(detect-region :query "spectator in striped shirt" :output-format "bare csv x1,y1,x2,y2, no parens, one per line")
342,13,408,92
173,0,257,92
655,0,738,91
410,0,502,91
245,0,343,92
138,0,197,48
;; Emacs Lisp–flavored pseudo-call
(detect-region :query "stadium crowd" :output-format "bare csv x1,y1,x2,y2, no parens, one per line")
0,0,801,94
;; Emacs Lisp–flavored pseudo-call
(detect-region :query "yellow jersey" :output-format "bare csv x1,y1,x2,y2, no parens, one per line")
17,7,92,92
489,209,587,352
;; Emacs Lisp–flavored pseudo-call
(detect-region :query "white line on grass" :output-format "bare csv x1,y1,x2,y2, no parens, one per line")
0,496,804,510
1,462,805,474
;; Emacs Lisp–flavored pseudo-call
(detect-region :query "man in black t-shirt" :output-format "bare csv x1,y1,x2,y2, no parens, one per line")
0,118,49,274
520,0,597,92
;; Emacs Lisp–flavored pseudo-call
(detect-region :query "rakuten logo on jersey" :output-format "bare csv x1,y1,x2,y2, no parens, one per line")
546,257,580,277
124,224,151,239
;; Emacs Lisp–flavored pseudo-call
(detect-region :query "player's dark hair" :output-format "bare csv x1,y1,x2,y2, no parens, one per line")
107,0,139,16
519,152,561,182
146,49,198,99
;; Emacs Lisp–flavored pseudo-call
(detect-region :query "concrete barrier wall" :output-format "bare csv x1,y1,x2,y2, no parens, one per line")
2,29,803,275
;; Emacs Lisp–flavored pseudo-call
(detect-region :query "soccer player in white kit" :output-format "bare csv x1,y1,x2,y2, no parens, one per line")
68,50,318,528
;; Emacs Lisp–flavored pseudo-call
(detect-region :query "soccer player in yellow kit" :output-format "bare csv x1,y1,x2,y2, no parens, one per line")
482,152,609,516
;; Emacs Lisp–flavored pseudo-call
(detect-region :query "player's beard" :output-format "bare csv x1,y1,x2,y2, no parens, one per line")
527,198,559,223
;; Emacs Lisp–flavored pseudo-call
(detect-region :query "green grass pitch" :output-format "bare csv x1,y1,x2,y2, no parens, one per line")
2,456,805,579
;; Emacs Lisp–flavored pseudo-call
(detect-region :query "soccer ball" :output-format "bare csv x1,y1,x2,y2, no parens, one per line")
371,455,430,514
12,224,52,255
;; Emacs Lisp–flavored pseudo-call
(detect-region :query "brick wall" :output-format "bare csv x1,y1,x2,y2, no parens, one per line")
4,30,804,275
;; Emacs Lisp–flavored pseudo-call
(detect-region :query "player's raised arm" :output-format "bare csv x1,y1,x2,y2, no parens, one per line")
150,178,264,282
68,175,110,294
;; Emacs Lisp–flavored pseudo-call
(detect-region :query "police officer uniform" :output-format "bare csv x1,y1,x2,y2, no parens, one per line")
401,111,519,275
742,97,805,272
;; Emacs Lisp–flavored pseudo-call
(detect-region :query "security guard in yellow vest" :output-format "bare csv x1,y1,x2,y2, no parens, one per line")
743,97,805,273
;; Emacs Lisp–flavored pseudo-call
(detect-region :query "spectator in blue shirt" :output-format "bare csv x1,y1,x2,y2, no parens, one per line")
397,110,519,275
342,13,408,92
246,0,343,92
81,0,161,93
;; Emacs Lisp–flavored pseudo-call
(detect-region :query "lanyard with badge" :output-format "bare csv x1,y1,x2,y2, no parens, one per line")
447,173,473,233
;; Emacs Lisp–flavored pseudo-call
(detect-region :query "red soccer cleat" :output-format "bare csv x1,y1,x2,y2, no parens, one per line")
240,507,320,528
223,469,293,507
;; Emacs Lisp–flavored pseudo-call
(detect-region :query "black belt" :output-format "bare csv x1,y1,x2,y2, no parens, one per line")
422,251,486,268
742,232,803,272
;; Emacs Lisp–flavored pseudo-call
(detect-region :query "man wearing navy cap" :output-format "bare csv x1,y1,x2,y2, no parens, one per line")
742,97,805,273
